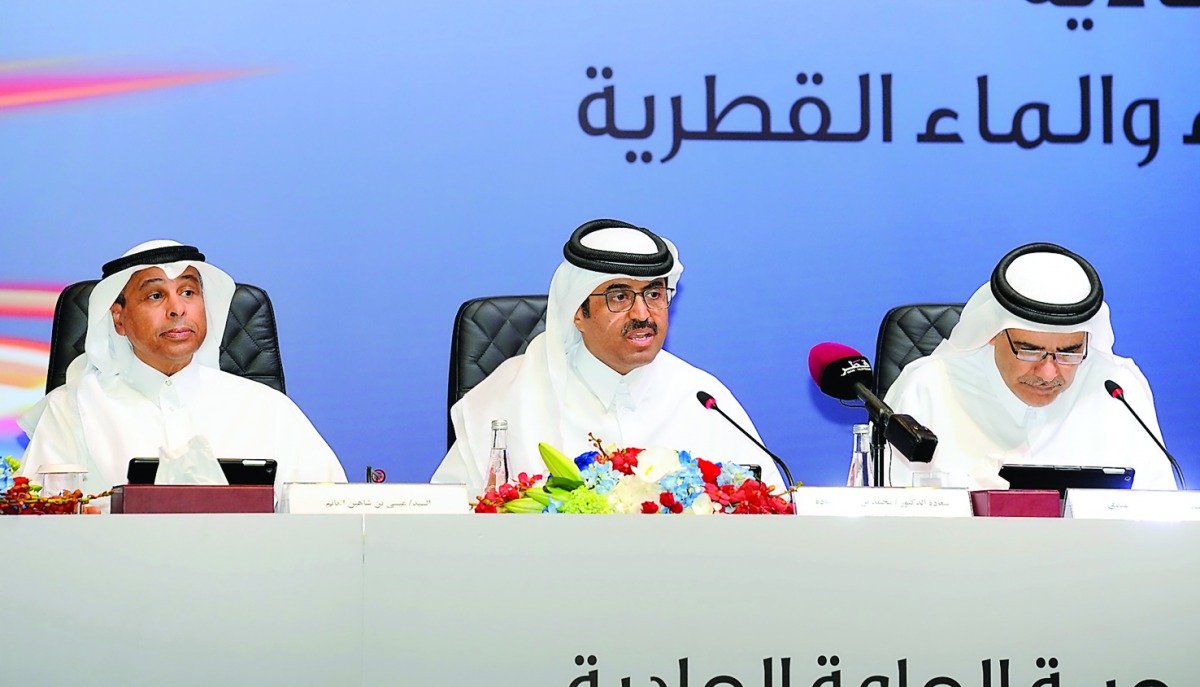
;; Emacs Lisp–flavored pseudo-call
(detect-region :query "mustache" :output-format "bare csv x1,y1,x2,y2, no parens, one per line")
622,319,658,336
157,316,196,334
1018,376,1064,388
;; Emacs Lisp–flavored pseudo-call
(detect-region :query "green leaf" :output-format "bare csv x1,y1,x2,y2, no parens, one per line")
546,476,584,492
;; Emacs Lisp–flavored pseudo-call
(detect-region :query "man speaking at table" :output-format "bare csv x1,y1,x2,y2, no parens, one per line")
18,240,347,506
433,219,787,494
883,242,1177,490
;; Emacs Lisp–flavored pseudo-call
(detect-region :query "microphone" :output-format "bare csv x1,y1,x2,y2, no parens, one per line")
808,342,938,464
1105,380,1186,489
696,391,796,489
808,342,873,401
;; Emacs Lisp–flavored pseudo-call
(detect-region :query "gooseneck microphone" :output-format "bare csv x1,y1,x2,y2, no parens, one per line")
1105,380,1186,489
808,342,939,485
696,391,796,490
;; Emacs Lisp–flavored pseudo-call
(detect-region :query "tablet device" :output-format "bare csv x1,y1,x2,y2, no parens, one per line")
998,464,1134,497
736,464,763,482
126,458,278,486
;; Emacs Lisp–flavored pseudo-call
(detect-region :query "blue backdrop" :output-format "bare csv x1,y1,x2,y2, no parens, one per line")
2,1,1197,487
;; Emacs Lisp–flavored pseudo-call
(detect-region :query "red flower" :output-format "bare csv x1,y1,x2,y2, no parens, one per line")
640,501,658,514
697,458,722,484
705,482,730,506
473,489,505,513
609,447,643,475
716,479,795,515
497,483,521,502
701,479,793,514
13,476,29,487
516,472,542,490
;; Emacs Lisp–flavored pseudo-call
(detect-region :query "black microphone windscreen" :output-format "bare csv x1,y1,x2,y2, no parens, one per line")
820,360,873,401
1104,380,1123,398
696,391,717,410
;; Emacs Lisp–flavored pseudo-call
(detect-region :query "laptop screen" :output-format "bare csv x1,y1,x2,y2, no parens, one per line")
126,458,278,486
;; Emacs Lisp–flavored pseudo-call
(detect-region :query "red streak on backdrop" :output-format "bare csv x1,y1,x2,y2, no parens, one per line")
0,66,257,111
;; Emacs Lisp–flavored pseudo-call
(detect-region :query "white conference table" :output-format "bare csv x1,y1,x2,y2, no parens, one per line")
5,514,1197,687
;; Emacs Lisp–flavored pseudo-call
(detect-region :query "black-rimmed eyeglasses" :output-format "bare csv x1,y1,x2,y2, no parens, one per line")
1004,330,1088,366
587,285,675,313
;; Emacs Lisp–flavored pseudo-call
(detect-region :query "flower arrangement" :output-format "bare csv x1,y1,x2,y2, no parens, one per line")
474,435,795,515
0,455,16,492
0,456,107,516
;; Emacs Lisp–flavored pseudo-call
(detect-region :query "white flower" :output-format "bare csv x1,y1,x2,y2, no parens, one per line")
630,447,682,483
606,477,663,514
686,493,717,516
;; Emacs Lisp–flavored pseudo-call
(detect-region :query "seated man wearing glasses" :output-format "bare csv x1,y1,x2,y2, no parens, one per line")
432,219,788,495
882,242,1177,490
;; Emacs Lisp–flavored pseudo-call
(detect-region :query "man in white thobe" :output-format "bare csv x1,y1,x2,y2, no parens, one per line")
884,242,1177,490
18,240,347,508
432,219,789,495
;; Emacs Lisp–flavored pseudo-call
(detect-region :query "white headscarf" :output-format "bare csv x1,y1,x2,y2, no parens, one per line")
935,246,1114,358
883,243,1177,490
23,240,235,431
441,223,684,489
76,239,236,379
544,225,685,401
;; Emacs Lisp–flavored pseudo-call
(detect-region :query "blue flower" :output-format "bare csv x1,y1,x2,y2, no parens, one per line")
544,497,563,514
580,461,618,494
718,461,752,487
659,460,706,508
574,451,600,471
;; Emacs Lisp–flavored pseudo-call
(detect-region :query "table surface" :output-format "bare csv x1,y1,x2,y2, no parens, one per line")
5,514,1196,687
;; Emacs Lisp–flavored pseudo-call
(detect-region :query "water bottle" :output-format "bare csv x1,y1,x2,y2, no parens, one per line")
847,423,871,486
483,419,509,491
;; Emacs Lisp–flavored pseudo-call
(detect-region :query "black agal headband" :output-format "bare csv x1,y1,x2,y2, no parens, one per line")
990,242,1103,326
563,219,674,277
101,245,206,279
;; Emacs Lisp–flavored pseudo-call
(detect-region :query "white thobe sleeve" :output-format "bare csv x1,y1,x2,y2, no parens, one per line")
1119,368,1178,490
278,402,347,484
876,375,924,488
707,386,790,492
431,441,477,492
17,389,91,479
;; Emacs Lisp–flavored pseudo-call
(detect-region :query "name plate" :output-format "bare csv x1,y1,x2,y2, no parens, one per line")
279,483,470,514
1064,488,1200,520
792,487,972,518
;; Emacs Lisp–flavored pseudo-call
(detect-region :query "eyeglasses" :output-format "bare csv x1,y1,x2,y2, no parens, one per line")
587,285,675,313
1004,330,1088,366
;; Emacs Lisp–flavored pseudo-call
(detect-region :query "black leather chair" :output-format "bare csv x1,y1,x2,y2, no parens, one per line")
873,303,965,399
447,295,547,449
45,280,286,394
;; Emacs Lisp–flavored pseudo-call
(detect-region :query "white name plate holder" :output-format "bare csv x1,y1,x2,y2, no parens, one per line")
791,486,972,518
1064,488,1200,520
280,483,470,514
